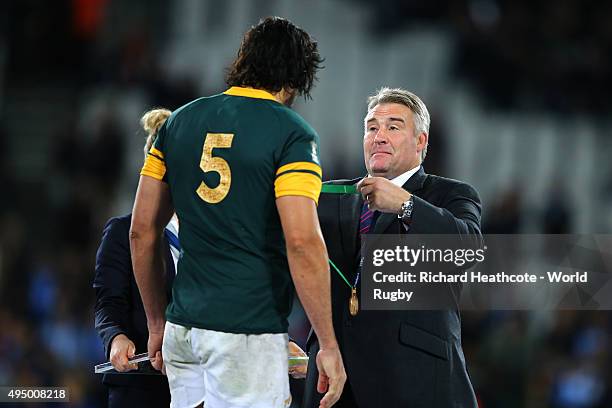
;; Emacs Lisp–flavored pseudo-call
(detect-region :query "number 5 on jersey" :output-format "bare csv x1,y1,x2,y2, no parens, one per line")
197,133,234,204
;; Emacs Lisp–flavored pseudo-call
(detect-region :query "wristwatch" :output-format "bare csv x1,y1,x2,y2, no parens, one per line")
398,196,414,224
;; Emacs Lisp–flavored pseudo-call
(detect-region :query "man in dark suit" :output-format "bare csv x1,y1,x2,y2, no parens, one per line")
93,213,179,407
93,108,178,407
303,87,481,407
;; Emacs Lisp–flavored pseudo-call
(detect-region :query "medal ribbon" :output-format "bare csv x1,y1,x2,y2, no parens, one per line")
321,183,362,315
328,258,353,289
320,184,359,194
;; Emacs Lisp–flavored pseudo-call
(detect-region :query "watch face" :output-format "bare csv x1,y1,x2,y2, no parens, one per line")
402,198,414,219
398,200,410,220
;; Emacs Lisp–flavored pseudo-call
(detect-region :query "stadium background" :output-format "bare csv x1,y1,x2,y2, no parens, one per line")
1,0,611,406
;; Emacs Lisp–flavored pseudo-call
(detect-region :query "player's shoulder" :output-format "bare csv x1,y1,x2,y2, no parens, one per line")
269,103,317,136
164,95,217,128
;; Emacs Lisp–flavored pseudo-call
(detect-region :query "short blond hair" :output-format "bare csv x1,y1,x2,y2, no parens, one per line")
367,87,430,161
140,108,171,157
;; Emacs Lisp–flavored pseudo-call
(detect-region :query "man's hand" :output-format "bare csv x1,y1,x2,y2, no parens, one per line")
316,346,346,408
110,334,138,372
357,176,411,213
147,328,165,374
288,341,308,379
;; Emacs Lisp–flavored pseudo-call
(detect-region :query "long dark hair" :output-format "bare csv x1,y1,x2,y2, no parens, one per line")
226,16,324,99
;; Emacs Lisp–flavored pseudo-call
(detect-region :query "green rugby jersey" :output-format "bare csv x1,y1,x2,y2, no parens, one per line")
141,87,322,333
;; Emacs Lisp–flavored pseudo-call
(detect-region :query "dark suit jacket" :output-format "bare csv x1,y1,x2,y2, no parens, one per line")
93,214,175,390
303,167,481,408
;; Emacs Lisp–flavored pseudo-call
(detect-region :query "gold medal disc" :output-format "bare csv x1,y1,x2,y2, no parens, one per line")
349,288,359,316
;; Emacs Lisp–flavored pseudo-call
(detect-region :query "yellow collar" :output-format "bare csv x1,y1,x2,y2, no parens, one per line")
223,86,278,102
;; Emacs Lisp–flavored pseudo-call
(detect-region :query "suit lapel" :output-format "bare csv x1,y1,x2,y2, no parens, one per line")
339,192,362,262
371,167,427,234
337,179,363,262
371,212,396,235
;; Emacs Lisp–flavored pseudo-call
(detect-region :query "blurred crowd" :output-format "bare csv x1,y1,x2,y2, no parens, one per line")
362,0,612,114
0,1,199,406
0,1,611,407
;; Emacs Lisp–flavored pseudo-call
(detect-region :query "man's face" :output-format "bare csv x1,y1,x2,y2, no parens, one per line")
363,103,426,179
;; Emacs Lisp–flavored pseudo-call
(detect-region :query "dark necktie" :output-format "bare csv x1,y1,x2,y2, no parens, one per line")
356,202,379,291
358,202,382,259
359,202,376,235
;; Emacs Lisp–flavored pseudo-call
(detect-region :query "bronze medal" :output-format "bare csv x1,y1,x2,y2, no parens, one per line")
349,288,359,316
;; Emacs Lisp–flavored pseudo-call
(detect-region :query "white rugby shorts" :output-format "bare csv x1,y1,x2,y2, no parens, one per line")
162,321,291,408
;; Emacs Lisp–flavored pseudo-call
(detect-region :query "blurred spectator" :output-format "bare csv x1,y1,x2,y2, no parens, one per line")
83,111,125,197
477,313,535,408
483,186,522,233
551,365,606,408
543,184,573,234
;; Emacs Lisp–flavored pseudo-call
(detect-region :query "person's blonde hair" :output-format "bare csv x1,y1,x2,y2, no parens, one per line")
140,108,171,157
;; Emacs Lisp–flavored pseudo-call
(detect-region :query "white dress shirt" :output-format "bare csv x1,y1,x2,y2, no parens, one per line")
388,164,420,228
389,164,421,188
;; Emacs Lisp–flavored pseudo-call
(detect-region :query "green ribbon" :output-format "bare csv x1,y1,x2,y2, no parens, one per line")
321,184,358,194
321,185,357,287
328,259,352,289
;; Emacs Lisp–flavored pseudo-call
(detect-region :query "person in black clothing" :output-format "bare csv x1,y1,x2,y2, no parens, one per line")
303,87,481,407
94,109,177,407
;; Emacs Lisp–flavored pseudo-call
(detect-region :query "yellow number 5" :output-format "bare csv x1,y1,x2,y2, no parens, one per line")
197,133,234,203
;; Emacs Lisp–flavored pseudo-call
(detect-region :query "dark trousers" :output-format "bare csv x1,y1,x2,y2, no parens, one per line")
108,385,171,408
302,341,359,408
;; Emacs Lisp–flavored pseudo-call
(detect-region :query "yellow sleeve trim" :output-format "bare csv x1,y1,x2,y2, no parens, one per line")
149,147,164,159
140,154,166,180
276,161,322,178
275,172,322,204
